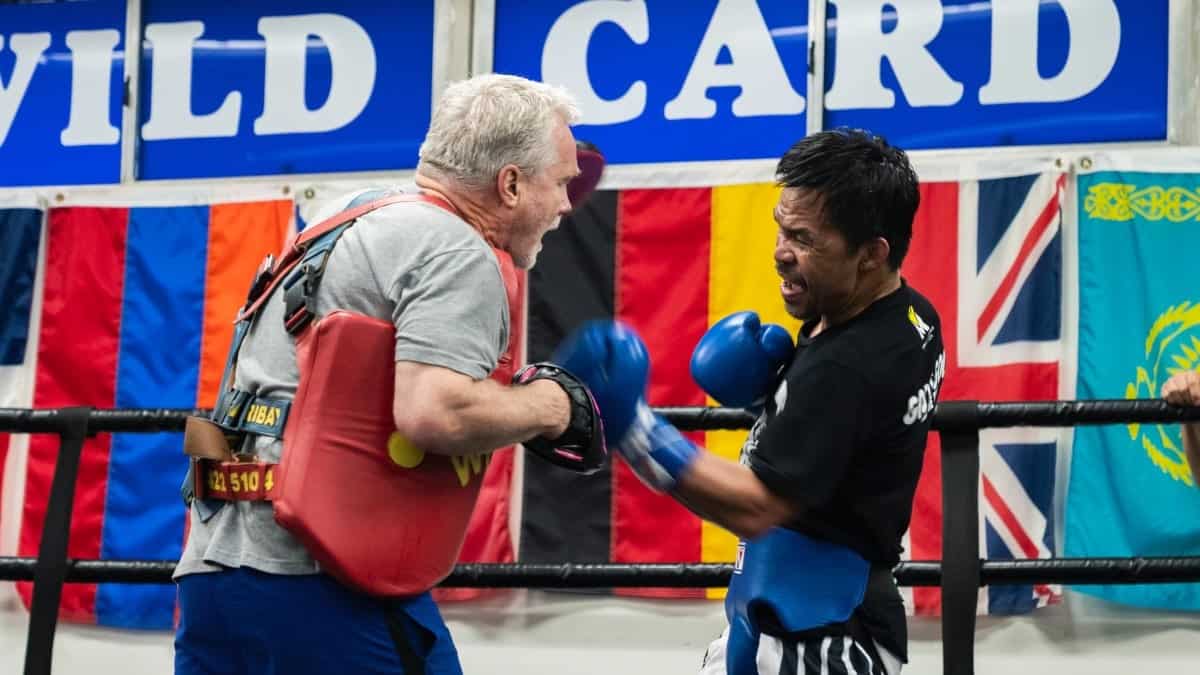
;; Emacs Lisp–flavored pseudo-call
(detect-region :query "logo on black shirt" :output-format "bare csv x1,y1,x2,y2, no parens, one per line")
903,350,946,426
738,380,787,465
908,305,935,349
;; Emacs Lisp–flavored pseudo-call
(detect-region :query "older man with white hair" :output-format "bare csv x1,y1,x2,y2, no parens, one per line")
173,74,605,675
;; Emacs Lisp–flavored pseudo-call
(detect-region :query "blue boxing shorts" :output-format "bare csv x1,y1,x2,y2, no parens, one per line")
175,568,461,675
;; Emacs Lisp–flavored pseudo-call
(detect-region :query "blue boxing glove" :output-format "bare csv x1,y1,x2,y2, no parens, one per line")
690,312,794,409
555,321,698,492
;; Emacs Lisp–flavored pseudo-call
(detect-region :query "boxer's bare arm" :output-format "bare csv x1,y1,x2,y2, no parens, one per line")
392,360,570,456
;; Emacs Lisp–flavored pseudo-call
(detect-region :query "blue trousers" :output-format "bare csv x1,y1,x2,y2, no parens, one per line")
175,568,462,675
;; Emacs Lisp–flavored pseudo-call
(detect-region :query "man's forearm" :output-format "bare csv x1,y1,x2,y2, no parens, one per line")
1184,423,1200,488
673,452,798,540
433,378,565,455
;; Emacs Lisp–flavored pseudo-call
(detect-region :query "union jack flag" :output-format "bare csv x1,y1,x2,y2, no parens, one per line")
902,172,1067,615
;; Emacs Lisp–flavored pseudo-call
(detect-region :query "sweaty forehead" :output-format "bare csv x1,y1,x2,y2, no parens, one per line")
776,188,824,225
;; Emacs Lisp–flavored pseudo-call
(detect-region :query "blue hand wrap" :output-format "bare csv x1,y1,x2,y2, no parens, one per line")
618,402,698,492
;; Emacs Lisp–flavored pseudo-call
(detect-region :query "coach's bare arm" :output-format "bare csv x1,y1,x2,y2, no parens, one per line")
1161,371,1200,489
391,361,570,456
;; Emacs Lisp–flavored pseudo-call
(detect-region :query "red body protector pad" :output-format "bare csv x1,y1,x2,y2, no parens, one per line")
269,204,523,597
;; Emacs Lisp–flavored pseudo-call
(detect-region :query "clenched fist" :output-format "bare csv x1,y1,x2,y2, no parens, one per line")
1161,370,1200,406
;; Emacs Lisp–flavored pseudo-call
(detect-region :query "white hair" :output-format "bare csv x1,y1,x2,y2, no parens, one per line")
418,74,581,190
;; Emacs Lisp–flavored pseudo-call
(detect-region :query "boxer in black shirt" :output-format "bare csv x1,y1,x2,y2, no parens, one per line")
556,129,944,675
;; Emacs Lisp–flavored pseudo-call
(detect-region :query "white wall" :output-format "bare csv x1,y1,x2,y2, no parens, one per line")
3,588,1198,674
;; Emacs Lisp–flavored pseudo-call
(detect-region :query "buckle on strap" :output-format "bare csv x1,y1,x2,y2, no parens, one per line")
212,389,291,439
282,234,340,335
283,263,315,334
242,254,276,314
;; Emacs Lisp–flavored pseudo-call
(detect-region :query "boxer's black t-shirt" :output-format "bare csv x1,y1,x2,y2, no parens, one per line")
742,279,945,659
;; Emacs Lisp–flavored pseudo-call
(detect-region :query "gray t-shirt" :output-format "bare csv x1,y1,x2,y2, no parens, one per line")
175,190,509,577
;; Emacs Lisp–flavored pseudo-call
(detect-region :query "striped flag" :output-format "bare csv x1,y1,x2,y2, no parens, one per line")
904,173,1065,615
2,170,1070,623
6,200,292,628
523,186,801,599
1,206,45,575
522,172,1066,614
1,192,519,627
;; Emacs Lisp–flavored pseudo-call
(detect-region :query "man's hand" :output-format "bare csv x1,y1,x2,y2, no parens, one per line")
554,321,699,491
553,321,649,445
690,311,793,408
1162,370,1200,489
513,364,607,474
1162,370,1200,407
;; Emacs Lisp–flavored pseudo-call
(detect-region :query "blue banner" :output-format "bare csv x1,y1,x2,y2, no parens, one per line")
493,0,810,165
0,0,1178,185
0,0,125,186
1065,170,1200,610
496,0,1169,164
823,0,1168,150
137,0,434,180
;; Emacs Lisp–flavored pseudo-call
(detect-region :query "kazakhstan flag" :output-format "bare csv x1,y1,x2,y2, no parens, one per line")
1065,170,1200,609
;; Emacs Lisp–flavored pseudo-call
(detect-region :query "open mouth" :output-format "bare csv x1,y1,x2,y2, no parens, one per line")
780,272,813,307
780,276,807,297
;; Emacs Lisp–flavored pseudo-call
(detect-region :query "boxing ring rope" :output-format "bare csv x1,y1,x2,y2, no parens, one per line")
3,556,1200,587
3,402,1200,675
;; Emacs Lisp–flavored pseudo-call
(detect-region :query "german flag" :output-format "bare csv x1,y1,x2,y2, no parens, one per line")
521,185,801,599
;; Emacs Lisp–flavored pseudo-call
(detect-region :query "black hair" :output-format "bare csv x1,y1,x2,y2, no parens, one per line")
775,128,920,269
